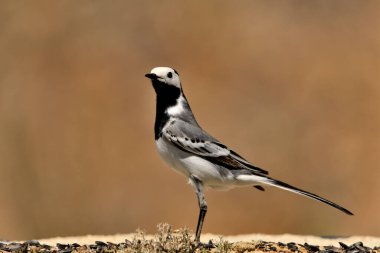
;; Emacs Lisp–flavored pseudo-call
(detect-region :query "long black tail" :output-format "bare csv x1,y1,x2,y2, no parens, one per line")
262,177,353,215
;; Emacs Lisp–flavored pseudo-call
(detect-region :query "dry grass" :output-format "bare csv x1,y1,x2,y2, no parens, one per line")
124,224,231,252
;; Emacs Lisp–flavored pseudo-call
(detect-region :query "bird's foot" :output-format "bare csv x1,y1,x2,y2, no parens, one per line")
194,240,215,249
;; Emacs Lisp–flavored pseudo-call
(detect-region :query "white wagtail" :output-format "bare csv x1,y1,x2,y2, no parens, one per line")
145,67,353,242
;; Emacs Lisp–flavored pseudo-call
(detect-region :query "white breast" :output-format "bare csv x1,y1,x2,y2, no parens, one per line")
155,137,191,177
155,137,235,189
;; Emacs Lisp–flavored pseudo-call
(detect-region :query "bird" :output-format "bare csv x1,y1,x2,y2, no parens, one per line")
145,66,353,243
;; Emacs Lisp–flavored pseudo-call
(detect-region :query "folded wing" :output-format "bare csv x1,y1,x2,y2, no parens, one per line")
163,119,268,176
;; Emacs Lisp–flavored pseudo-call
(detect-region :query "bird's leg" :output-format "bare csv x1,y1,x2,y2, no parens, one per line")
191,176,207,243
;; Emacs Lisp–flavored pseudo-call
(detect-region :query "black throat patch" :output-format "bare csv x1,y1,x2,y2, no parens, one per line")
152,80,181,140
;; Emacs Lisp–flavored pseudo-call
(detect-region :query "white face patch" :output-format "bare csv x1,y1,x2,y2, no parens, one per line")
150,67,181,88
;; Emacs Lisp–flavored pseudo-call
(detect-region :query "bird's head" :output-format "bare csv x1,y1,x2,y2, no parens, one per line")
145,67,181,93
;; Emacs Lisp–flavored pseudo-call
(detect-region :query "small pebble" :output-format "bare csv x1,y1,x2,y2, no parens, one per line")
347,241,371,253
6,242,24,250
58,249,72,253
95,240,107,246
339,242,348,249
41,244,52,249
324,245,340,252
304,243,320,252
89,244,98,249
24,240,41,246
270,246,277,251
57,243,69,250
71,243,80,248
287,242,298,251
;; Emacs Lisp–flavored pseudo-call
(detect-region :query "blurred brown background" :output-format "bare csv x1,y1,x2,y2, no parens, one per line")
0,1,379,240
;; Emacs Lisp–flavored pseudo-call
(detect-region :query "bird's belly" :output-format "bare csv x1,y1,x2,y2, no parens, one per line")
155,138,234,189
155,137,191,176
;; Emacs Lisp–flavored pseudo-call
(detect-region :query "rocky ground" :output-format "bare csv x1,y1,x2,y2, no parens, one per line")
1,224,379,253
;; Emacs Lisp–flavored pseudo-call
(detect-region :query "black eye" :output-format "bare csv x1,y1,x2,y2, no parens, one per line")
167,72,173,78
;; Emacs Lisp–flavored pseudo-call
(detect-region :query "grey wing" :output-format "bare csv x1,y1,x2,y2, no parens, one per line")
163,119,268,175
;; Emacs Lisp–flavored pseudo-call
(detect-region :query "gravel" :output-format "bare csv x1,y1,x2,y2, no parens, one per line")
0,239,379,253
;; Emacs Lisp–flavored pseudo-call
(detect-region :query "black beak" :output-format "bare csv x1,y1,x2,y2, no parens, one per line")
145,73,158,80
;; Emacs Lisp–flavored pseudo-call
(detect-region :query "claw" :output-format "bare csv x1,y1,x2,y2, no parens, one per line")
194,240,215,249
